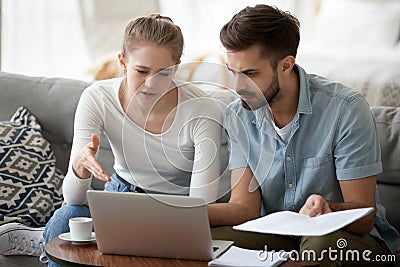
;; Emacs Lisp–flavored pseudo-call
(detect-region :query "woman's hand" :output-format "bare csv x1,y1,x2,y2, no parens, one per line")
72,134,111,182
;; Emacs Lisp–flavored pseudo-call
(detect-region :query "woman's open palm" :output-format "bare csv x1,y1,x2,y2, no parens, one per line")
72,134,111,182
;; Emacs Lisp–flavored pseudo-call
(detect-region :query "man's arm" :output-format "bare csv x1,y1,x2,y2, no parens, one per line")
208,167,262,226
300,175,377,236
333,175,377,235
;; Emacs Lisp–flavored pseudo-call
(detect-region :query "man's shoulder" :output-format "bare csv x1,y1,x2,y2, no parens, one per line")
308,73,362,103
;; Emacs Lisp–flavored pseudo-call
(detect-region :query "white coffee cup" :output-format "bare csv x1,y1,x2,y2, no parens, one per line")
69,217,93,240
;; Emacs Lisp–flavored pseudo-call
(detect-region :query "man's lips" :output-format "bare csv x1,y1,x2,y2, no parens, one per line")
239,95,254,101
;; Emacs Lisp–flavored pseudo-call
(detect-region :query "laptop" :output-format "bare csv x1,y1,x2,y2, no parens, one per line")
86,190,233,261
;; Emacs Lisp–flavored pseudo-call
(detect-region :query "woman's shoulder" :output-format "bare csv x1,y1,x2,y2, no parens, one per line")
173,81,225,124
175,80,238,103
174,80,207,99
82,77,123,99
89,77,123,91
175,80,215,109
175,80,238,114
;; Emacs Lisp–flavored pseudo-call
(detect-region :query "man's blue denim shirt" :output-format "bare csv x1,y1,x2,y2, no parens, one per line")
225,64,400,253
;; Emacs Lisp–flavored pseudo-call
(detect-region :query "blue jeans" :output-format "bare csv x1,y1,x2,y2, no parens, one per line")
43,173,134,267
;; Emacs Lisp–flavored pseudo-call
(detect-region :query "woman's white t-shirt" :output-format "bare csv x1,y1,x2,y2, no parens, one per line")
63,78,224,205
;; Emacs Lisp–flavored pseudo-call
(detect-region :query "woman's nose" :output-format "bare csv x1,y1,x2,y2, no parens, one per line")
144,75,156,88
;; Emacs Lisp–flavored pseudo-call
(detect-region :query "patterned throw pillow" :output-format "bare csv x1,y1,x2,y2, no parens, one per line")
0,107,63,227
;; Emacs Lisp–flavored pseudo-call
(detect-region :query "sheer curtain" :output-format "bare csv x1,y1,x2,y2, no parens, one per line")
1,0,312,80
159,0,299,61
1,0,159,80
78,0,159,62
2,0,91,80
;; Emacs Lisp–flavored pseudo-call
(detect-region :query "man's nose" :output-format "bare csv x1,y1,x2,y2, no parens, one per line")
234,74,247,92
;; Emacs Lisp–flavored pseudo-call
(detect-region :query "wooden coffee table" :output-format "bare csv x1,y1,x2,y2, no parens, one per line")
45,237,208,267
45,237,299,267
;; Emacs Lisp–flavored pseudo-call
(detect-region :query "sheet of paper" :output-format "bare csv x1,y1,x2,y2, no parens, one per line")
233,208,373,236
208,246,290,267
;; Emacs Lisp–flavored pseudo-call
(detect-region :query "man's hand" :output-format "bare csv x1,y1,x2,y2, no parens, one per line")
72,134,111,182
299,194,332,217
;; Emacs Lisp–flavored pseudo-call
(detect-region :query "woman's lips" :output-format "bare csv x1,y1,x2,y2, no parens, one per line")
140,91,157,98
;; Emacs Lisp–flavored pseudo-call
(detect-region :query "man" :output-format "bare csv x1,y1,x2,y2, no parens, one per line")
208,4,399,266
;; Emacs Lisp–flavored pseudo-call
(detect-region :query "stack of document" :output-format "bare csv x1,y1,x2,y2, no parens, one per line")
233,207,373,236
208,246,290,267
209,208,373,266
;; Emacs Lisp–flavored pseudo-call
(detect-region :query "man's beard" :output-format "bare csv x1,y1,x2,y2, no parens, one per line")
241,69,280,110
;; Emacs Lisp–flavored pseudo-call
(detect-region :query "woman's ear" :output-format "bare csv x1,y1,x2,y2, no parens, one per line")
118,53,127,73
173,60,181,73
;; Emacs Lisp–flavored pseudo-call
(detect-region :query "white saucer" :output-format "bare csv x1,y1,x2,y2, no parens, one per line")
59,232,96,243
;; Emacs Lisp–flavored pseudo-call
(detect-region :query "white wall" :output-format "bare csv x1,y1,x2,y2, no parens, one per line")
159,0,299,61
1,0,315,79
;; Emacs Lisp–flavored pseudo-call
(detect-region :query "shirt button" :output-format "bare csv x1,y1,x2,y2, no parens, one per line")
286,156,291,161
288,183,293,188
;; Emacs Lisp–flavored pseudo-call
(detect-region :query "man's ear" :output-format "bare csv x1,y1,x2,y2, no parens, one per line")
118,53,127,72
281,56,295,75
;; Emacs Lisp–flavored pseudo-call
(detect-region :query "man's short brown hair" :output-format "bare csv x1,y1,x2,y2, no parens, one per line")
220,5,300,68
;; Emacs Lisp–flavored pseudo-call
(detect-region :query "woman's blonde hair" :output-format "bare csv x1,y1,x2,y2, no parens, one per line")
121,14,184,63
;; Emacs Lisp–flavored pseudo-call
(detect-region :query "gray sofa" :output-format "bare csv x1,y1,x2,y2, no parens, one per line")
1,71,399,266
0,72,113,267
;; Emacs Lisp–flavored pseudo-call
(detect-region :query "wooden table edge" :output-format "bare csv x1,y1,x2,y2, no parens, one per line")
45,237,209,267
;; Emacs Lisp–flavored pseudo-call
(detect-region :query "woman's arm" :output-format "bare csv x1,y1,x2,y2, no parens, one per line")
189,98,224,203
62,85,106,205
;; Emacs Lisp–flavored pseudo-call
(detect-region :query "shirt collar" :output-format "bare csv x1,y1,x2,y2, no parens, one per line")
296,64,313,115
253,64,312,126
253,106,269,126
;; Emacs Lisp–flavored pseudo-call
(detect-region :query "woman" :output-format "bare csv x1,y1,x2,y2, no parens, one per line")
42,14,226,266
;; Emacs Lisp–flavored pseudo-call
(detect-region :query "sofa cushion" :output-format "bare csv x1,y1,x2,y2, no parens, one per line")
371,107,400,185
371,107,400,232
0,72,115,190
0,107,63,226
0,71,91,173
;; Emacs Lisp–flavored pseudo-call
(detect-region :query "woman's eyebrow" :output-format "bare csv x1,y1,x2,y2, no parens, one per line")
134,65,151,70
135,65,173,72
